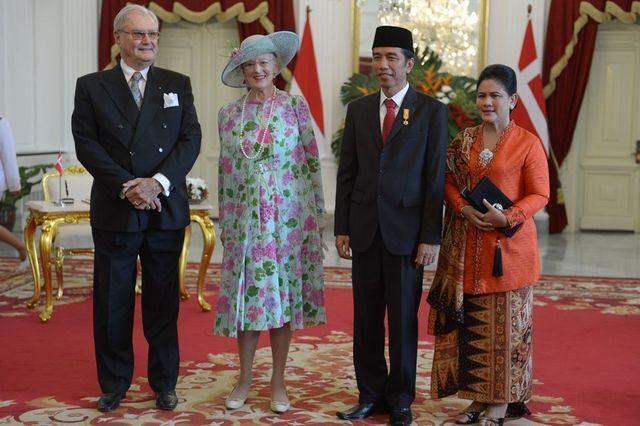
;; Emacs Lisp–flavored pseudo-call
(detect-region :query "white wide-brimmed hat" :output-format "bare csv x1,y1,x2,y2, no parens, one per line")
221,31,299,88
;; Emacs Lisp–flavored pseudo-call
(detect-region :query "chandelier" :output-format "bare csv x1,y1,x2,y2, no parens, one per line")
362,0,479,76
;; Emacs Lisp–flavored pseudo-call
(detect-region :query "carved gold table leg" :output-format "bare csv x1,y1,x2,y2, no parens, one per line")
178,224,193,301
54,247,64,300
192,213,215,312
38,218,63,322
24,215,41,309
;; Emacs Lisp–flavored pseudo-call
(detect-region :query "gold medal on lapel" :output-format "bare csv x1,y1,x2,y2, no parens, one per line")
402,108,409,125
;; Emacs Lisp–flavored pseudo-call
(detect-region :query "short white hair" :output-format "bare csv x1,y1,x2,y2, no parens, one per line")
113,4,158,31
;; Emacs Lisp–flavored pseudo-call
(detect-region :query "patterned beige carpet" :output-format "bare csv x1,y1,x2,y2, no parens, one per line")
1,258,638,425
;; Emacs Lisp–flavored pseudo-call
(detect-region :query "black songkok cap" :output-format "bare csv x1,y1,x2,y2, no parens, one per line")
372,26,414,53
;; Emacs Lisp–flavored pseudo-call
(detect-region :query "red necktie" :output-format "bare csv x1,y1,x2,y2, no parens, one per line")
381,98,396,144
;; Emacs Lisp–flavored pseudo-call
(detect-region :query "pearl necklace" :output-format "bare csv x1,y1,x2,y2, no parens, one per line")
238,87,277,160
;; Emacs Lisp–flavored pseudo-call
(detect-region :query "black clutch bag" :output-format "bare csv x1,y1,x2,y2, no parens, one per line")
461,176,522,237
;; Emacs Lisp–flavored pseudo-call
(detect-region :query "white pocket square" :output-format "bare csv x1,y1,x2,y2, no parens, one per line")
163,93,179,108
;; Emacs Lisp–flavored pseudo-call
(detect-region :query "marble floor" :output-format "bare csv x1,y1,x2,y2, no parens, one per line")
2,216,639,279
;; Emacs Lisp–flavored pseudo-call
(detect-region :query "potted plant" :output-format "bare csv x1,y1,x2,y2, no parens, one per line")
0,164,51,230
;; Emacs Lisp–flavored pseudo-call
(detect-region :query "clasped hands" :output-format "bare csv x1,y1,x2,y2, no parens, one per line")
123,177,162,212
461,199,509,231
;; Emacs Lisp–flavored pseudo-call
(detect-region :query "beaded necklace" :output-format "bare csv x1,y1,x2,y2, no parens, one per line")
238,86,277,160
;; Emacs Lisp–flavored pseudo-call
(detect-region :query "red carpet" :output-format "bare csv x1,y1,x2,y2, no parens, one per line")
1,258,639,425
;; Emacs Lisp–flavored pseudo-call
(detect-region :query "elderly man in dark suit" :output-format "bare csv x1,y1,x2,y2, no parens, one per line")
335,26,448,426
71,4,201,413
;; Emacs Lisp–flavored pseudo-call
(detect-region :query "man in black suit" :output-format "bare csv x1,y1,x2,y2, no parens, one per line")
71,4,201,412
335,26,447,426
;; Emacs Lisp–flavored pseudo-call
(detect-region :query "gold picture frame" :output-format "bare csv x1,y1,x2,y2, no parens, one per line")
351,0,489,75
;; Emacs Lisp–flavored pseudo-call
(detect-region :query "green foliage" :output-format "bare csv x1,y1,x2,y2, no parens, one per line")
0,164,51,207
339,73,379,105
331,47,480,159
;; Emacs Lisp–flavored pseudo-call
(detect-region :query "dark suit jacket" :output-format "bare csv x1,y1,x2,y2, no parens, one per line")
72,65,201,232
335,87,447,255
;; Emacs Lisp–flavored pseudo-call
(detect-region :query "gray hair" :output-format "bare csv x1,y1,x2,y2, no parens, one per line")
113,4,159,32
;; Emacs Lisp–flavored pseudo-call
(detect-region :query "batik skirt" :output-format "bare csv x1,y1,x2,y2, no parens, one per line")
458,286,533,403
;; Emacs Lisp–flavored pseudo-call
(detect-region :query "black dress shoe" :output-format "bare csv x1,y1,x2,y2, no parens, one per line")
336,401,389,420
390,407,413,426
97,392,125,412
156,390,178,410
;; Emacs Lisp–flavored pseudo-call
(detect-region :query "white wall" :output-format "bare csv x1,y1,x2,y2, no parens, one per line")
293,0,353,212
486,0,547,72
0,0,98,159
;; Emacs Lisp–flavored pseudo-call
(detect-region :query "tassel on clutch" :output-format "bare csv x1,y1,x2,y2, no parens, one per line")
492,238,503,277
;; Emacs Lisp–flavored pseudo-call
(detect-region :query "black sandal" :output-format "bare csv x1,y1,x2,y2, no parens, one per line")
456,411,482,425
479,415,504,425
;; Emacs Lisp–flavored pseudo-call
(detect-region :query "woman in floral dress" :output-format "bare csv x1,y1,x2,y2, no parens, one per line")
215,32,325,414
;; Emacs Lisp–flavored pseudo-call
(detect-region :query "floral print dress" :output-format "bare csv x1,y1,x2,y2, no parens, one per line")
214,90,325,337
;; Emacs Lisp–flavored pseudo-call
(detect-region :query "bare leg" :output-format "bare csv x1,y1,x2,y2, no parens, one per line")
269,324,293,404
228,330,260,401
0,224,26,260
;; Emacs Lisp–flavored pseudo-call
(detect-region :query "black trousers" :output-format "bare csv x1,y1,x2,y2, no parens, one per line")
351,230,423,409
92,227,184,394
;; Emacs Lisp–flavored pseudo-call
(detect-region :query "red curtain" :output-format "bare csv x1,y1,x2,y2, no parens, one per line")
542,0,637,233
98,0,295,73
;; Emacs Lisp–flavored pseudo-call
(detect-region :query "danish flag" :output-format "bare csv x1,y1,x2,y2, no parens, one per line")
511,18,549,153
54,152,64,175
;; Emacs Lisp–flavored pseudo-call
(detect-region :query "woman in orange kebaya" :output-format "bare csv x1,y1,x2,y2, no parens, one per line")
427,64,549,426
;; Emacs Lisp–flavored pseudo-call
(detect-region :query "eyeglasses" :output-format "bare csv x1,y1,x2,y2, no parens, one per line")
118,30,160,41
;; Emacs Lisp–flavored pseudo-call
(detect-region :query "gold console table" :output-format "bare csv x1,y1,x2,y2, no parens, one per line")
23,200,215,322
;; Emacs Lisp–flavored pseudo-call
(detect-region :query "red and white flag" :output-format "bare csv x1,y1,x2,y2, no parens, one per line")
290,8,325,155
511,18,549,153
54,152,64,175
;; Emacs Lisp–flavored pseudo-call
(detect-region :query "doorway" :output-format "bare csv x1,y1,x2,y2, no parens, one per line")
565,21,640,232
154,20,244,215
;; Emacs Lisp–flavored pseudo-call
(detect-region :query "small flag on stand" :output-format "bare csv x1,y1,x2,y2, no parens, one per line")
53,152,65,205
54,152,64,175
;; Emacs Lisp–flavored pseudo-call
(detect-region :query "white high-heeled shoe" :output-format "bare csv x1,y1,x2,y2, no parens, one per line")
224,387,248,410
270,399,290,414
